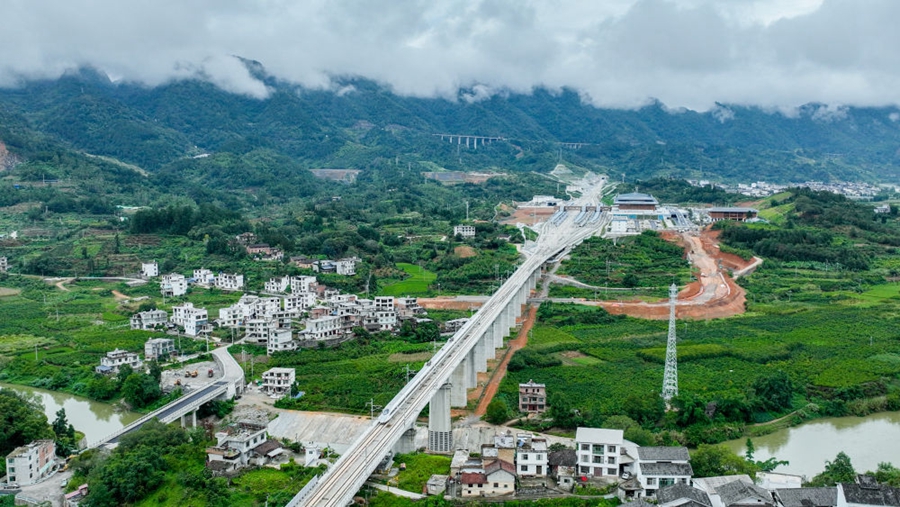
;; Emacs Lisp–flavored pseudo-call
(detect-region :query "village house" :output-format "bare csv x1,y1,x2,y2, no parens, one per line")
0,256,7,273
548,449,578,491
426,475,449,496
64,484,89,506
262,367,296,396
265,276,291,293
140,260,158,278
144,337,175,361
515,433,548,478
5,439,57,486
837,476,900,507
235,232,257,245
192,268,215,286
633,446,693,498
130,309,168,330
246,243,274,256
519,379,547,413
773,487,837,507
460,460,516,498
301,315,342,341
693,476,761,507
267,329,297,355
453,224,476,238
290,256,315,269
96,348,142,374
283,292,317,314
160,273,187,297
575,427,623,479
206,422,268,471
290,275,318,294
171,303,209,336
657,483,714,507
215,272,244,291
396,297,426,318
444,318,469,333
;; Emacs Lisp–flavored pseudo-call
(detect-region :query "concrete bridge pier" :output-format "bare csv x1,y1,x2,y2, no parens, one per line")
450,361,467,407
500,302,510,334
393,426,418,455
180,410,198,428
428,383,452,453
474,334,488,373
492,321,504,350
465,349,477,388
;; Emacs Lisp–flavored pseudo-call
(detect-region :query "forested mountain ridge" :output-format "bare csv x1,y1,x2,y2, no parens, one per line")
1,65,900,186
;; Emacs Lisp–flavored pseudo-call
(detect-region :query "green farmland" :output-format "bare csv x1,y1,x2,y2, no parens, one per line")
380,262,437,296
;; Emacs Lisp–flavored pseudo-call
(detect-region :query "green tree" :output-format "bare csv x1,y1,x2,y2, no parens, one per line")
690,444,759,479
0,389,54,475
52,408,77,456
809,452,856,486
872,462,900,487
752,370,793,412
121,373,161,409
147,361,162,383
485,396,513,425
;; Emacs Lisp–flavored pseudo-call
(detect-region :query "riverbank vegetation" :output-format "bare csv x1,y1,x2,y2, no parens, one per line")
66,420,324,507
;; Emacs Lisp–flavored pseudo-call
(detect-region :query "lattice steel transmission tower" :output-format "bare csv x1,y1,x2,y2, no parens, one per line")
662,283,679,403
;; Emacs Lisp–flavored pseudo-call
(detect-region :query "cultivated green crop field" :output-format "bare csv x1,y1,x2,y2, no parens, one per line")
380,262,437,296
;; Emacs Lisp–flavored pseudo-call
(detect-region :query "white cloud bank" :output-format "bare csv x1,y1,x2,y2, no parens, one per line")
2,0,899,111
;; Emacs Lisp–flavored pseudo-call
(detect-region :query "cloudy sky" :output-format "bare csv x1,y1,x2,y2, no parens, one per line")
2,0,898,111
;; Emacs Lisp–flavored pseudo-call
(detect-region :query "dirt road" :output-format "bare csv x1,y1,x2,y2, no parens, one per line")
474,305,536,417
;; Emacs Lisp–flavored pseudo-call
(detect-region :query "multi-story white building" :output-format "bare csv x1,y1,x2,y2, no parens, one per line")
144,337,175,361
397,297,426,318
335,257,358,276
130,309,168,330
575,427,623,478
171,303,209,336
0,256,8,273
375,309,398,331
516,434,548,477
266,329,296,355
215,273,244,291
301,315,342,341
453,225,476,238
290,275,318,294
219,305,245,328
193,268,215,286
5,440,56,486
245,319,276,345
283,293,316,313
140,261,159,278
161,273,187,297
96,348,143,374
262,367,296,395
264,276,291,294
206,422,268,466
375,296,394,310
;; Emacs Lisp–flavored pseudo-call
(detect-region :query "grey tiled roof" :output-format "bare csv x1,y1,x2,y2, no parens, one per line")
548,449,577,467
774,488,837,507
657,483,712,507
840,483,900,506
637,446,690,462
718,480,773,507
640,462,693,476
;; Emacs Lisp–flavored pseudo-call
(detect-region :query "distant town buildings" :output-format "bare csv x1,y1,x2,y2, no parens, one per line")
453,225,476,238
689,179,885,200
140,261,159,278
5,440,56,486
144,337,175,361
518,380,547,414
160,273,187,297
96,348,142,374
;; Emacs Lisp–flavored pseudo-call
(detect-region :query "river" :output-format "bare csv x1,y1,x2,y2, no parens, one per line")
723,411,900,479
0,382,140,445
